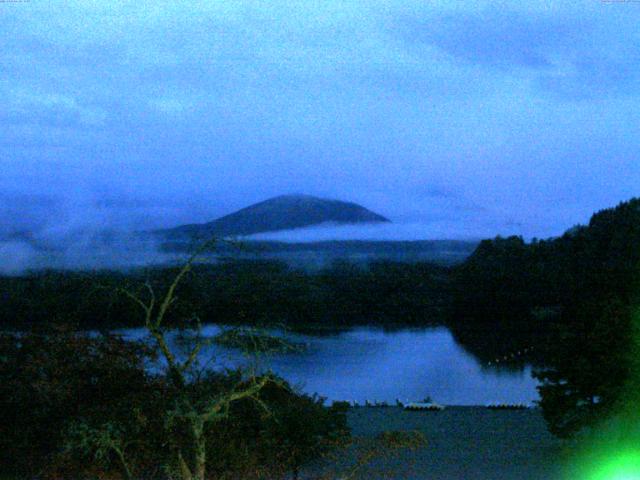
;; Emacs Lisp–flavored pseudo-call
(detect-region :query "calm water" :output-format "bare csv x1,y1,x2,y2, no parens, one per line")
117,325,539,406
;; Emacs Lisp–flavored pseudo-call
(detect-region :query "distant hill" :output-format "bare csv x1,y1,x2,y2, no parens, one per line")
158,194,390,239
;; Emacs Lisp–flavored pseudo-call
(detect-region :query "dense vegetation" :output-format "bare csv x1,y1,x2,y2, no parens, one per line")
2,197,640,444
0,326,350,479
0,248,435,480
450,198,640,437
0,260,451,330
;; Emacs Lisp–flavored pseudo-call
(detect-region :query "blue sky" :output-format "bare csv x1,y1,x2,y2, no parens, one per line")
2,0,640,240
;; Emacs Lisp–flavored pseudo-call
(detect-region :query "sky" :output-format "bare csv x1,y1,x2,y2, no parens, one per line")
2,0,640,245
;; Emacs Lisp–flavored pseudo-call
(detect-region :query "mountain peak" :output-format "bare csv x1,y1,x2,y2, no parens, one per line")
160,194,390,238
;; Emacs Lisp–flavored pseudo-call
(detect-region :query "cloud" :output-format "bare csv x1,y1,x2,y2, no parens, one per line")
0,234,174,275
536,53,640,100
0,241,38,275
245,218,529,243
0,84,107,127
402,10,575,69
0,0,637,254
0,192,58,236
149,97,194,116
0,188,179,273
399,6,640,100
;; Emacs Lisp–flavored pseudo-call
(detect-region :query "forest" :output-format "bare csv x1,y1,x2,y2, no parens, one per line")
2,197,640,477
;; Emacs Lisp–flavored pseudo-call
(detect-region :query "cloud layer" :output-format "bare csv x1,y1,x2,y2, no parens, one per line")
1,0,639,251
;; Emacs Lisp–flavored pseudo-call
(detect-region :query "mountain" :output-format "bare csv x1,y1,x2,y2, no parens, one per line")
158,194,390,239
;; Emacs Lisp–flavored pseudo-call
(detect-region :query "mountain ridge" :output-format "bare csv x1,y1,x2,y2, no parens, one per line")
158,194,390,239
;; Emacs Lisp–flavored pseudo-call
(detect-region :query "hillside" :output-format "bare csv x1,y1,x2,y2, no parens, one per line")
448,196,640,437
450,197,640,359
158,194,390,239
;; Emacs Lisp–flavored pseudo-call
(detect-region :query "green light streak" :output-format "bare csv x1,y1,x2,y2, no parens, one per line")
585,451,640,480
563,310,640,480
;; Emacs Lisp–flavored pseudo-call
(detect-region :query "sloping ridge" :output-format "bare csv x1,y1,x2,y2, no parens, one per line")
161,194,390,238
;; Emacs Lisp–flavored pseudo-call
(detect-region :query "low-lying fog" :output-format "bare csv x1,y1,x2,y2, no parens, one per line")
0,194,576,274
0,233,175,275
245,219,518,243
0,219,523,275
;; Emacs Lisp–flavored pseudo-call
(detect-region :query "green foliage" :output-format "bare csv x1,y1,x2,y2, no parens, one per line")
0,327,350,479
450,198,640,437
449,235,559,361
0,325,161,478
320,429,427,480
533,200,640,438
204,385,349,479
0,259,451,330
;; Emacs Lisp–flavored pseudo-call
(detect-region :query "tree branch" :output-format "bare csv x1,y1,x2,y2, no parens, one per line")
201,375,273,424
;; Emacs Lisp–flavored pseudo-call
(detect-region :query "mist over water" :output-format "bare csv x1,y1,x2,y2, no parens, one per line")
246,220,511,243
0,213,547,274
0,186,576,274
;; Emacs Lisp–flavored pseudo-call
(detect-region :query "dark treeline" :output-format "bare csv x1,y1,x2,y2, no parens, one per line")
3,199,639,359
3,198,640,441
449,197,640,436
0,260,452,330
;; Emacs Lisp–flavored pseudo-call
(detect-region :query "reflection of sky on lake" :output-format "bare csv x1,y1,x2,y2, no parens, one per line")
117,326,539,405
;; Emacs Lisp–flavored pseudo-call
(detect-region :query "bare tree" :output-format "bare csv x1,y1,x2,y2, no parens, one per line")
121,240,278,480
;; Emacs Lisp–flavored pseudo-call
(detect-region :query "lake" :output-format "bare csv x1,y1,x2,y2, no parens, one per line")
117,325,539,406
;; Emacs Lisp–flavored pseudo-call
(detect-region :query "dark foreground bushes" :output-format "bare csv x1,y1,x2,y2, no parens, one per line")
0,326,349,479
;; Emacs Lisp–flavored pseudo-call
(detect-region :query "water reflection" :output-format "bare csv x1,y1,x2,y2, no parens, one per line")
116,325,539,406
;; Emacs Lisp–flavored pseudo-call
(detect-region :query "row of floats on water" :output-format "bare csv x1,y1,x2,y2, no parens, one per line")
345,399,530,411
486,346,535,366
